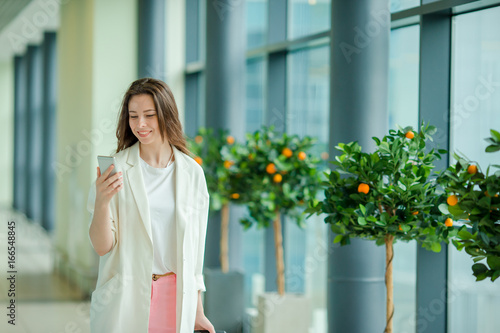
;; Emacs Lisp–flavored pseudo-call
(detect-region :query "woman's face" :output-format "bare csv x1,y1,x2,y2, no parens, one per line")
128,94,162,145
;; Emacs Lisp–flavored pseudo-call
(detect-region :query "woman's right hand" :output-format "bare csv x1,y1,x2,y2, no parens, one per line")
95,165,123,207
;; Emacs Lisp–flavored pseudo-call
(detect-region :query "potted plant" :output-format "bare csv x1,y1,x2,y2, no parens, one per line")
437,129,500,281
306,123,455,333
187,128,246,333
224,125,325,333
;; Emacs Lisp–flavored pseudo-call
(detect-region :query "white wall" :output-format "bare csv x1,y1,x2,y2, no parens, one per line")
0,59,13,207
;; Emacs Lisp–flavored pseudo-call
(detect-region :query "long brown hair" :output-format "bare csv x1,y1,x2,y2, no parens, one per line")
115,78,191,156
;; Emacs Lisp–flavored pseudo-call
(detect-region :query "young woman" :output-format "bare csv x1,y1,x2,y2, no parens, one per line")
87,78,215,333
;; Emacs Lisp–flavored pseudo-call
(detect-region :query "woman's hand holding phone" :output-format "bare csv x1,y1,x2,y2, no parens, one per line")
95,164,123,207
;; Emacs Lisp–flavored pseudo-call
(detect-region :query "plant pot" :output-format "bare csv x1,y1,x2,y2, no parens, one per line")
252,292,311,333
204,268,245,333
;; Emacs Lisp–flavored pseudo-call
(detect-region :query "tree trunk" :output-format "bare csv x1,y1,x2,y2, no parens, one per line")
385,234,394,333
273,208,285,295
220,202,230,273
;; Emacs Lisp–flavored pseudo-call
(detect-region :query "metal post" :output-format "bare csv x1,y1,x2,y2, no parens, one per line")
204,0,245,269
13,55,27,213
328,0,390,331
26,45,43,223
41,32,57,232
416,12,452,333
263,0,288,293
138,0,166,79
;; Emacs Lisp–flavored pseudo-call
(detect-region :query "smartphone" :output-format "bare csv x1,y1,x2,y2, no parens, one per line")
97,155,118,180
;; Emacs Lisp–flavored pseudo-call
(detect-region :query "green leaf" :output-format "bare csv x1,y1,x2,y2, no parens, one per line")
458,229,473,240
448,204,467,218
359,204,366,216
333,234,343,243
472,263,488,276
490,129,500,142
492,270,500,282
438,203,450,215
487,256,500,270
476,271,489,281
357,217,367,226
431,242,441,252
486,145,500,153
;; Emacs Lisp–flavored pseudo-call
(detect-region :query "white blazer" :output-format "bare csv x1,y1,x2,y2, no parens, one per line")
86,141,209,333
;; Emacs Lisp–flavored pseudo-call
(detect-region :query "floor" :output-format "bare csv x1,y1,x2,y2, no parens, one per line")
0,207,90,333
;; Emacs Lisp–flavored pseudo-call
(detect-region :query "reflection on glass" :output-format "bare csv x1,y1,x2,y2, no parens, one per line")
389,25,420,131
247,0,267,49
388,25,420,333
451,7,500,167
287,45,329,333
243,56,266,308
449,7,500,333
288,0,331,39
246,58,266,134
390,0,420,13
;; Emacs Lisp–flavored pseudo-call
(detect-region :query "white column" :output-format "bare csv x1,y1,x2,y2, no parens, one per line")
55,0,137,292
0,59,14,207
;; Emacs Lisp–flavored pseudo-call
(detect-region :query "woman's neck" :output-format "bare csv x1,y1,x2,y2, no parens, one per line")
139,141,175,168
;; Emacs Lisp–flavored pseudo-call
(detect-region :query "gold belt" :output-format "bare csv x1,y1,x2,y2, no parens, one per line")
152,272,175,281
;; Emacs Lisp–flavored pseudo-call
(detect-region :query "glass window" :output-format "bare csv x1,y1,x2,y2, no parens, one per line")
391,0,420,13
288,0,331,40
448,7,500,333
287,45,329,333
450,6,500,167
388,25,420,130
243,56,266,308
186,0,205,63
246,58,266,134
247,0,268,49
388,25,420,333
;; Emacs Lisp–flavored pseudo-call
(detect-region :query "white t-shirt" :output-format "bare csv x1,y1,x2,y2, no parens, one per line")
139,156,177,275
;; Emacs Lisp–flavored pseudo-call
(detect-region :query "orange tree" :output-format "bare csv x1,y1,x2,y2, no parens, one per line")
305,123,455,333
222,125,325,295
187,127,244,273
437,129,500,282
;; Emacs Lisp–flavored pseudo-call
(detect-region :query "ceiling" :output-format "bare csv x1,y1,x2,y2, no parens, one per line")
0,0,31,32
0,0,60,61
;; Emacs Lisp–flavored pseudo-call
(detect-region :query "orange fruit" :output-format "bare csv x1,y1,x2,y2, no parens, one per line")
445,218,453,227
411,211,419,215
231,193,240,199
358,183,369,194
298,151,307,161
266,163,277,174
398,225,403,231
467,165,478,174
195,135,203,144
194,156,203,165
273,174,282,183
248,153,254,161
485,191,490,197
447,195,458,206
226,136,235,144
298,200,305,205
282,147,293,158
224,160,234,169
321,152,329,160
405,131,415,139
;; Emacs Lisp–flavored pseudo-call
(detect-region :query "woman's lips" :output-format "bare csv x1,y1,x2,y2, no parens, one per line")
138,131,151,137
